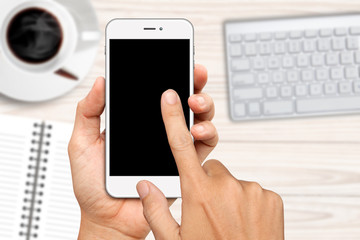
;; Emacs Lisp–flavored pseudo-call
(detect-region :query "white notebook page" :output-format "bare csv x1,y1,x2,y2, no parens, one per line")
0,115,80,239
0,115,37,239
35,120,80,239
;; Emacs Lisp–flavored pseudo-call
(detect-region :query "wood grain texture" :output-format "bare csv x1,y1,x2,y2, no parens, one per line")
209,142,360,196
1,0,360,239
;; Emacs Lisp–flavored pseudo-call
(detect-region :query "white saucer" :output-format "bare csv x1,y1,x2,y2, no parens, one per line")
0,0,101,102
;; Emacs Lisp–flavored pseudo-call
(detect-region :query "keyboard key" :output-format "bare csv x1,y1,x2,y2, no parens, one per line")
316,68,329,80
233,88,263,100
229,44,242,56
272,71,284,83
325,53,338,65
297,96,360,113
232,73,255,86
303,40,316,52
355,52,360,63
266,86,278,98
244,43,257,56
301,69,314,81
330,68,343,80
287,71,299,82
268,57,280,69
280,86,292,98
290,31,302,39
334,27,347,36
248,102,261,116
304,30,317,38
345,67,358,79
354,81,360,93
331,38,345,50
273,42,286,54
244,33,257,42
310,83,323,96
252,57,265,70
339,82,352,94
350,26,360,35
324,82,337,95
346,37,359,49
311,54,324,66
257,72,270,83
282,56,294,68
340,52,353,65
229,34,242,42
288,41,301,53
259,32,272,41
259,42,272,55
319,28,332,37
295,85,307,96
234,103,246,117
274,31,287,39
297,55,309,67
264,101,293,115
231,58,250,71
318,39,330,51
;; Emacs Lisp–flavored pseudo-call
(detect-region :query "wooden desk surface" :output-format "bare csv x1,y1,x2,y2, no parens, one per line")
1,0,360,239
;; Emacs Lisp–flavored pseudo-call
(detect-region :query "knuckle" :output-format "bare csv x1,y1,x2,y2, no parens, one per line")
76,99,88,117
202,159,227,177
168,130,193,152
204,93,215,116
204,92,214,105
246,181,263,194
143,195,168,225
67,137,77,155
267,190,284,208
77,99,86,111
222,176,241,192
146,199,160,215
203,120,214,130
67,136,82,159
166,107,183,118
67,139,73,154
210,126,219,147
203,159,221,168
143,199,165,225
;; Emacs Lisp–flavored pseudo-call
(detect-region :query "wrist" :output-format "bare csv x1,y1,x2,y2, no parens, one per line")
78,213,144,240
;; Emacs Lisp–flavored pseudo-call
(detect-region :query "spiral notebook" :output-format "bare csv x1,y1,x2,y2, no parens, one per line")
0,114,80,239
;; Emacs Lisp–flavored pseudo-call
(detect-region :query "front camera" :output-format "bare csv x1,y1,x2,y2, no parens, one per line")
159,27,163,31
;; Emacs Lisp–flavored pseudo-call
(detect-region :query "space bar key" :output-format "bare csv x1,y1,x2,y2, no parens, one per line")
297,96,360,113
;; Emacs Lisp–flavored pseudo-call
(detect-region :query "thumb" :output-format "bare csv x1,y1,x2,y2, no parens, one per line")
136,181,179,240
71,77,105,143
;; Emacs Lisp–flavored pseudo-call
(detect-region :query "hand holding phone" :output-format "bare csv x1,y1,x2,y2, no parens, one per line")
136,90,285,240
68,63,218,240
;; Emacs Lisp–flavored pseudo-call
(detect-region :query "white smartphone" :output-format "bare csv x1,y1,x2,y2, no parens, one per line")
105,19,194,198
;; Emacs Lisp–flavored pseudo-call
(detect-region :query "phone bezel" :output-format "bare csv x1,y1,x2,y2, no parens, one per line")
105,19,194,198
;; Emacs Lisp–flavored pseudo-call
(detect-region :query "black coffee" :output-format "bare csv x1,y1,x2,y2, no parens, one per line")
7,8,62,63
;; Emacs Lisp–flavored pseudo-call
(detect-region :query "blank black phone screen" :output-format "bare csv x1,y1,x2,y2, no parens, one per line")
109,39,190,176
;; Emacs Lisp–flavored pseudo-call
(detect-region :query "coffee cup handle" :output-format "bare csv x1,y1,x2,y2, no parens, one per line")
55,68,78,81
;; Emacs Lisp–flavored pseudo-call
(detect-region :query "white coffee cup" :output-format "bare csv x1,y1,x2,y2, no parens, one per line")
0,0,78,74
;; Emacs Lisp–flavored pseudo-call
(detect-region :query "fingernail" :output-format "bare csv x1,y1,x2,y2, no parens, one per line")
164,90,178,105
137,181,149,199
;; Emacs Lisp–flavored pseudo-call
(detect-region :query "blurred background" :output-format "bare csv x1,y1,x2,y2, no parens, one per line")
1,0,360,239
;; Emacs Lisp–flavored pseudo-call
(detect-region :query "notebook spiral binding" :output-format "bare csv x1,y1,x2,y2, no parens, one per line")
19,122,52,239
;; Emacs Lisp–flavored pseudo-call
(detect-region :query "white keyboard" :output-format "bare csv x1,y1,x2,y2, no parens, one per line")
225,14,360,121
